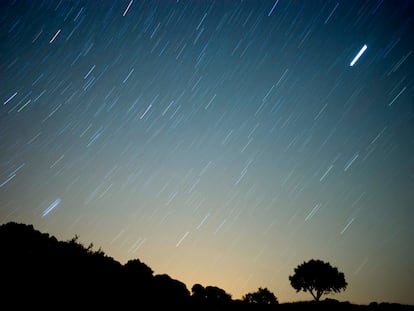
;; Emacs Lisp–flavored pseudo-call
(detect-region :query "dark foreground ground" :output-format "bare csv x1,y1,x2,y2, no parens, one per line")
274,301,414,311
1,221,413,310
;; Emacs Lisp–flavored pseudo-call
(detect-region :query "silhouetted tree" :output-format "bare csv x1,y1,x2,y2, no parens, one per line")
121,258,154,302
192,283,206,297
153,274,190,308
124,258,153,280
243,287,278,305
190,283,232,310
205,285,232,304
191,283,207,307
289,259,347,301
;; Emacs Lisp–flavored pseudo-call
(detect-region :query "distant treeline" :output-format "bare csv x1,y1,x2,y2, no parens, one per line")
1,222,412,310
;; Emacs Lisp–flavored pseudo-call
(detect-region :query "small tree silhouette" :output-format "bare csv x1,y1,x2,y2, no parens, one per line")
124,258,153,281
191,283,206,300
242,287,278,305
289,259,347,301
190,283,232,308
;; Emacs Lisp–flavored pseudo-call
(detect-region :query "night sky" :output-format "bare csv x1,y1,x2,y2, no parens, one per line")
1,0,413,305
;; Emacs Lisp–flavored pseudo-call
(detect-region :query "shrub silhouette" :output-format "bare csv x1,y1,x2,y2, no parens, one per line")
289,259,347,301
190,283,232,310
191,283,207,305
153,274,191,307
243,287,278,305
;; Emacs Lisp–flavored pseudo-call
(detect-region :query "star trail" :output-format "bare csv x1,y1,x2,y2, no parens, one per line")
1,0,413,305
350,44,367,67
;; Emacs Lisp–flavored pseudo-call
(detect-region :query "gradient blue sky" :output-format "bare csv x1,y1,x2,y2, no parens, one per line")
1,0,413,305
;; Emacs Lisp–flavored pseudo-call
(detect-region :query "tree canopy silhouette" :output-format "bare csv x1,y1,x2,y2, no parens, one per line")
289,259,347,301
243,287,278,305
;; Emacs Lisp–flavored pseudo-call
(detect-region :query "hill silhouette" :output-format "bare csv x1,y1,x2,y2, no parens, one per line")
1,221,413,310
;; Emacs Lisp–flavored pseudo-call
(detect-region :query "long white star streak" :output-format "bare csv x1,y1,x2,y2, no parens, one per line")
268,0,280,17
123,0,133,17
350,44,367,66
340,218,354,234
0,174,16,188
3,92,17,105
49,29,61,43
41,198,61,218
176,231,190,247
389,86,407,106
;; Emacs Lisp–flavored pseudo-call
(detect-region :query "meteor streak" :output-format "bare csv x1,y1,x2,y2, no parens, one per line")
42,198,61,217
350,44,367,66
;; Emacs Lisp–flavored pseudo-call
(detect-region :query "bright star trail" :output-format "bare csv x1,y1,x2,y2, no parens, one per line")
350,44,368,67
1,0,413,306
41,198,62,218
